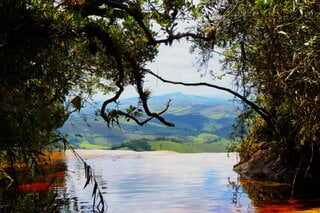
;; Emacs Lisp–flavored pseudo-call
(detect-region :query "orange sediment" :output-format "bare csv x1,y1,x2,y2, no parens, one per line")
18,182,53,192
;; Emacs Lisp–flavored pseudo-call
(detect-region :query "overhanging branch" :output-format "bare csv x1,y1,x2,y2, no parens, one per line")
84,23,174,127
127,52,175,127
146,69,275,128
107,99,172,126
75,1,213,47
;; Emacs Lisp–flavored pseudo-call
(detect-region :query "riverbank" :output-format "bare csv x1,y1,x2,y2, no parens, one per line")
64,149,181,159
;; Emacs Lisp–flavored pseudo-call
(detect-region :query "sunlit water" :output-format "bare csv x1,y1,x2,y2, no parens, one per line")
59,151,255,213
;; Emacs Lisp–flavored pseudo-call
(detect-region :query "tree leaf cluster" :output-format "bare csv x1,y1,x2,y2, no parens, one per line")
2,0,320,201
194,0,320,190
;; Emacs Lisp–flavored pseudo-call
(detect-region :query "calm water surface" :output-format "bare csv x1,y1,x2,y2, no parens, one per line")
60,151,253,212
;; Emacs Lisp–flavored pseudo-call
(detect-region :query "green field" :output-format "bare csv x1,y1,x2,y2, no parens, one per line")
78,141,110,150
61,93,237,153
111,137,230,153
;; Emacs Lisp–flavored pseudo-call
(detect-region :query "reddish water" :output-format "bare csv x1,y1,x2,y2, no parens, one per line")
14,152,67,192
11,150,320,212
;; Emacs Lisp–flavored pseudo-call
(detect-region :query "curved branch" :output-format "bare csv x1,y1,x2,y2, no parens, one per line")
155,32,208,45
146,69,275,128
105,1,157,45
81,0,157,45
79,1,212,46
108,99,172,126
83,23,125,127
84,22,174,127
128,55,174,127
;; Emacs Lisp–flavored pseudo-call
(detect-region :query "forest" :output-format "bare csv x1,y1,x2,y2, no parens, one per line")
1,0,320,211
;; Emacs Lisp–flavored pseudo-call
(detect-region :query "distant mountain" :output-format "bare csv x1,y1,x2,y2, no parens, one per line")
60,93,237,152
118,92,231,109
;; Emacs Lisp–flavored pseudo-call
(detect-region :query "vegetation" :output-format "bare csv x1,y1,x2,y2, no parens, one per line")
112,139,153,151
111,137,229,153
1,0,70,191
1,0,320,210
61,93,235,150
200,0,320,197
78,141,109,150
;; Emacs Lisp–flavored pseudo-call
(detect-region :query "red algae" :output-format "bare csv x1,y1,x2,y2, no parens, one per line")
15,152,67,192
18,170,66,192
256,203,303,212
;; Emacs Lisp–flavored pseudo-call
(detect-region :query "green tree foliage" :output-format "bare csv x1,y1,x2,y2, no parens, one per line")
112,139,153,151
1,0,71,178
0,0,235,211
2,0,319,200
0,0,212,184
193,0,320,193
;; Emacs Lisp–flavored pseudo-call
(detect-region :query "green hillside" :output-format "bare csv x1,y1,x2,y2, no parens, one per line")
110,138,230,153
59,93,237,152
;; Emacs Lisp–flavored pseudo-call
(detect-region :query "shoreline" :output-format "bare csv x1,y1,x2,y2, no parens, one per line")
64,149,177,159
63,149,233,159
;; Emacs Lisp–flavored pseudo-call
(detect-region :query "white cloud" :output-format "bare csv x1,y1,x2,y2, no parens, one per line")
143,41,234,99
94,40,235,100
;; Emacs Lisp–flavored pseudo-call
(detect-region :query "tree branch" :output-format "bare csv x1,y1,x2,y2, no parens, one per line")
83,23,125,127
155,32,209,44
77,1,212,46
83,22,174,127
146,69,275,128
108,99,172,126
127,52,175,127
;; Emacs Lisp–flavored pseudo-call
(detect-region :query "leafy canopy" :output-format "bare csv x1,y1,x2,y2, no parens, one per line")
0,0,215,181
1,0,320,195
195,0,320,189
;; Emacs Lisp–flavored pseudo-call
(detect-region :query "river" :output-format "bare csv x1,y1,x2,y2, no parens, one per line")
56,150,320,213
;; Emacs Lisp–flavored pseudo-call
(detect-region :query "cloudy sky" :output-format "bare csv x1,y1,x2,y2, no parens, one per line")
94,40,235,101
144,41,234,98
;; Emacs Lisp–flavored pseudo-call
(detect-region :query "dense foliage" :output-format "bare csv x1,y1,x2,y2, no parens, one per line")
1,0,320,206
1,0,71,180
196,0,320,195
0,0,215,176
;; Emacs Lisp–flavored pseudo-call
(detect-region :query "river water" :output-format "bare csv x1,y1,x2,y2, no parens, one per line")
57,150,320,213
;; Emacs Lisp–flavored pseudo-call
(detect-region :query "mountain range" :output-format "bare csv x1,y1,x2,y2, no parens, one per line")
60,92,238,152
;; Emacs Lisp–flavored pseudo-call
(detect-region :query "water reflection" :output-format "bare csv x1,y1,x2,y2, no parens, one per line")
0,153,68,212
3,151,320,212
239,177,320,213
62,151,255,212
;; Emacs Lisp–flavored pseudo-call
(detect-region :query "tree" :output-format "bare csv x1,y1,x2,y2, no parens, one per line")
2,0,319,205
191,0,320,197
1,0,71,179
0,0,204,199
